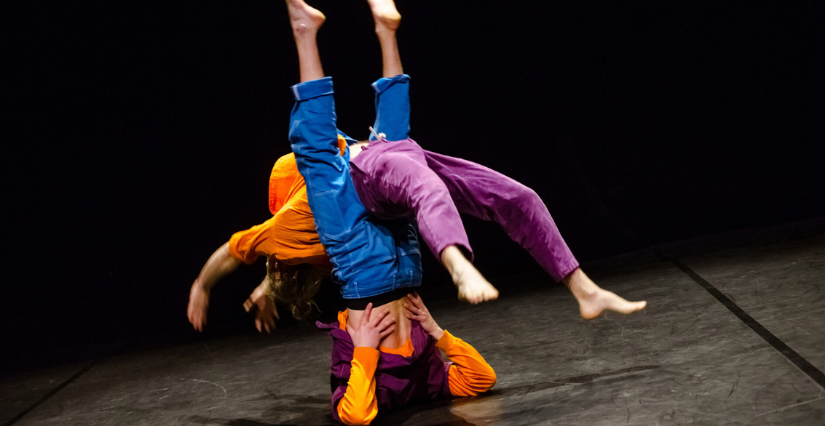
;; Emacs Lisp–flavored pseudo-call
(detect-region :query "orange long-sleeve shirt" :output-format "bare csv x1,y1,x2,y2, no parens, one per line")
227,137,347,267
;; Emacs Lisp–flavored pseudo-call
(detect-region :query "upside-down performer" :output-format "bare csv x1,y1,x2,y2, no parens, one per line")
187,0,646,333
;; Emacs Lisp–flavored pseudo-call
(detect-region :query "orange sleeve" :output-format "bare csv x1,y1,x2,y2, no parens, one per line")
435,330,497,397
227,188,330,267
228,217,276,265
336,347,380,426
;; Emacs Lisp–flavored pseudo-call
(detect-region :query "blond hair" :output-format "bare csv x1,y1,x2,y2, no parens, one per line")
266,257,327,320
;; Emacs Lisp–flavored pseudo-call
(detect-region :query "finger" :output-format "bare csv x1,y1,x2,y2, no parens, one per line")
256,318,262,332
403,303,415,316
405,302,422,313
272,305,280,320
377,315,396,331
362,303,373,325
370,308,390,327
258,312,274,333
409,294,423,310
379,326,394,338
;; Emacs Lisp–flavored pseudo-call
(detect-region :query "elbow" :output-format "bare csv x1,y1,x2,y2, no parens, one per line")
336,400,376,426
340,414,373,426
477,366,497,393
453,366,497,396
487,369,498,392
471,364,498,394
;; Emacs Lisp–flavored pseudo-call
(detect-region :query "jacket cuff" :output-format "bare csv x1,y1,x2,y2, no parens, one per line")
371,74,410,94
291,76,334,101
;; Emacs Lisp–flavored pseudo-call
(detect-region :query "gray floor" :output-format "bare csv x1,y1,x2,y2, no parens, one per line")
3,235,824,425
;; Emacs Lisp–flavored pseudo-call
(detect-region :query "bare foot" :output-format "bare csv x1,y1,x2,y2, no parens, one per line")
366,0,401,31
453,264,499,304
286,0,326,35
564,268,646,319
440,246,499,304
577,289,647,319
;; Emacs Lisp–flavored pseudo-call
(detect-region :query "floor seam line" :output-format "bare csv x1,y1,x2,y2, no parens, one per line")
3,359,99,426
663,255,825,391
754,396,825,417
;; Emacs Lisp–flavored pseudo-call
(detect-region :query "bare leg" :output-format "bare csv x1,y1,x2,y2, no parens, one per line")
286,0,326,82
364,0,498,304
563,268,646,319
366,0,403,77
442,246,499,304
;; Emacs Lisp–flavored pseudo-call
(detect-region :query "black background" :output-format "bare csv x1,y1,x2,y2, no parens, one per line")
3,1,823,372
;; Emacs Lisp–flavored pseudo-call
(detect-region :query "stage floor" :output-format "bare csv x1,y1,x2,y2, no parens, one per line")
3,232,824,425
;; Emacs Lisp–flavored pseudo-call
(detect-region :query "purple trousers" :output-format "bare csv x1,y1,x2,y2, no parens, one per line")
349,138,579,283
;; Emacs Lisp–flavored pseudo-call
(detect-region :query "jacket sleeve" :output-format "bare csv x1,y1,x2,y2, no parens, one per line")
435,330,497,397
335,347,380,425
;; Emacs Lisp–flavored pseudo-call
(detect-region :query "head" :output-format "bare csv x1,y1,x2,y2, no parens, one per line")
266,257,328,320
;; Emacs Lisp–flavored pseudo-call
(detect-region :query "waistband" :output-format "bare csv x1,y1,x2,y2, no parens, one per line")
345,287,415,310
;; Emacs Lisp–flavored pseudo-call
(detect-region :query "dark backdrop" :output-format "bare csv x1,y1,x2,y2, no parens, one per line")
3,1,823,372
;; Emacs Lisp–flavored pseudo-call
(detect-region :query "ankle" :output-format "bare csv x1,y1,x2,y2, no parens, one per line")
375,26,398,37
565,269,599,299
441,246,469,277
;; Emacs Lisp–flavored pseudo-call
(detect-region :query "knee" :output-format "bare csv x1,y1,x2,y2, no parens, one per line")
508,185,544,213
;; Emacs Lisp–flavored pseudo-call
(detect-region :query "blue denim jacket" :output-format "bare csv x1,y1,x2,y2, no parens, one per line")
288,77,422,299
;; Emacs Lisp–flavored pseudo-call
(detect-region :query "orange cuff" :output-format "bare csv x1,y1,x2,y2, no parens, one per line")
435,329,457,350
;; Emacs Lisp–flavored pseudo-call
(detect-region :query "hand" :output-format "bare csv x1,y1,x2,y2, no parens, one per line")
404,292,443,340
243,282,280,333
187,282,210,332
346,303,395,349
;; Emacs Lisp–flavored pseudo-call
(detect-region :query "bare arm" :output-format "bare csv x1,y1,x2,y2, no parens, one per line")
187,242,243,331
